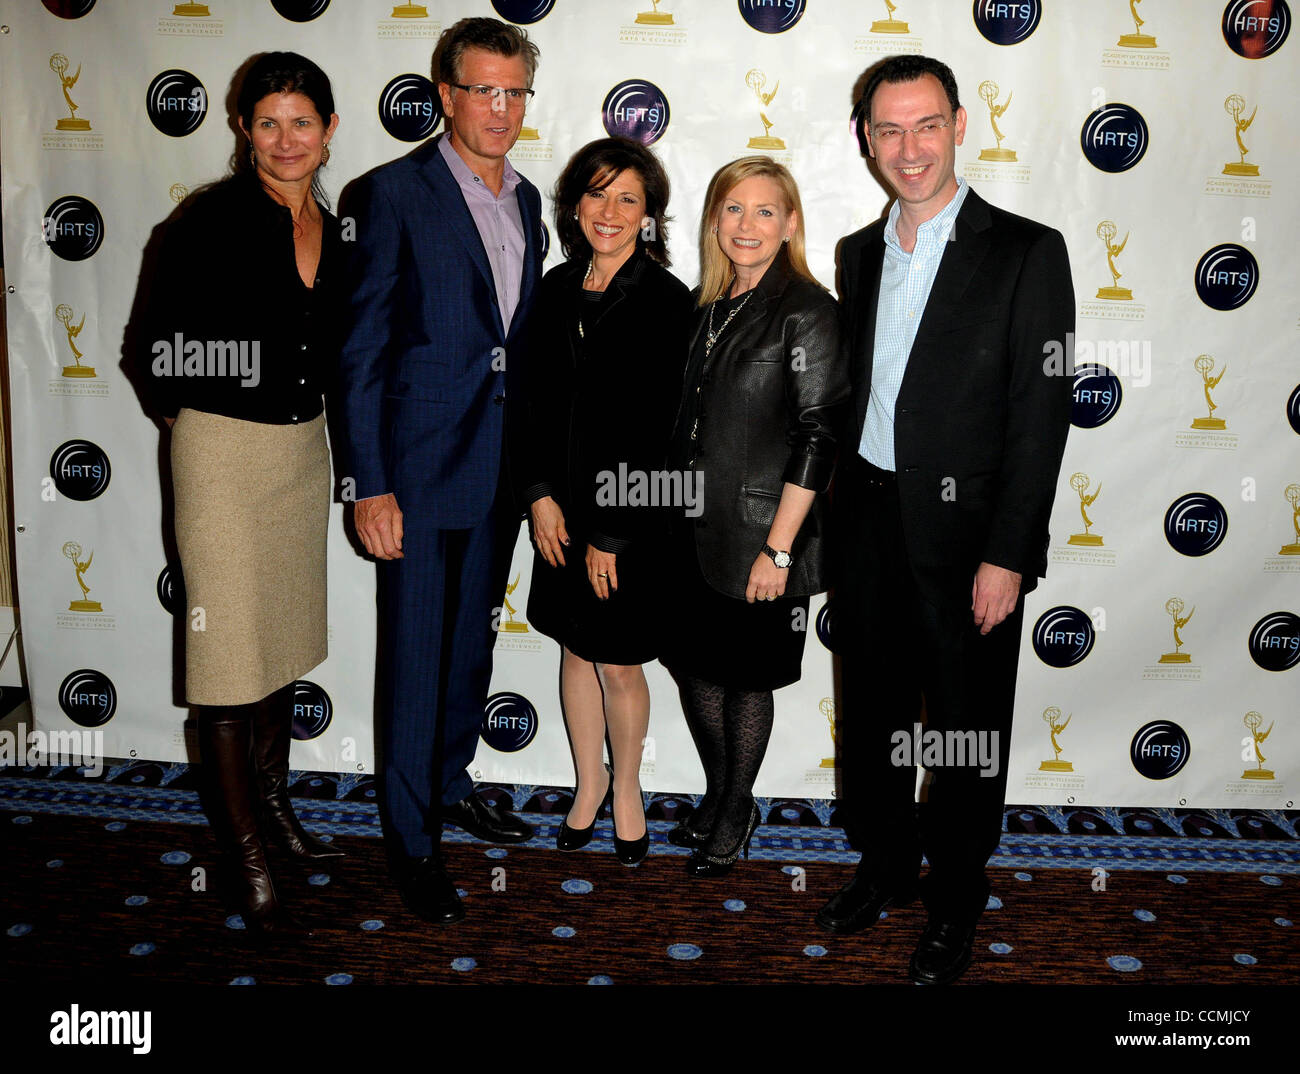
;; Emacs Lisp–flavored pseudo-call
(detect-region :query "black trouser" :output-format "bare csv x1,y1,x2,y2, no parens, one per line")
836,454,1022,925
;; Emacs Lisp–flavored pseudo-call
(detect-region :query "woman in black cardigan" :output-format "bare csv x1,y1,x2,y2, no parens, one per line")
664,156,849,876
513,138,692,864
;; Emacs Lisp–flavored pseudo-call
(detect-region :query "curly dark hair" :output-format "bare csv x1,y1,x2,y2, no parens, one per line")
552,137,672,266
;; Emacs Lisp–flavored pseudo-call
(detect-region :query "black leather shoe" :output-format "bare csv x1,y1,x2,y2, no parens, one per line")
399,856,464,925
441,794,534,844
815,875,917,934
908,919,976,985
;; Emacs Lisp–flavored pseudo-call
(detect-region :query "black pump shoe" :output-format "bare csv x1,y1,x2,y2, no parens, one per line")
685,801,760,879
557,766,612,852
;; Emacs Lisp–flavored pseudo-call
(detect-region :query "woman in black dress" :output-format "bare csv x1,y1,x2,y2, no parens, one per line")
141,53,343,936
664,157,849,876
513,138,691,864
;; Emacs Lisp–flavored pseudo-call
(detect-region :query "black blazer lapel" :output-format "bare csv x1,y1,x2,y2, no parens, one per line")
512,184,542,342
852,230,885,436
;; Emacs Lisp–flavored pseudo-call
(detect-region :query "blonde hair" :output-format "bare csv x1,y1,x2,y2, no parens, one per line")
697,156,817,307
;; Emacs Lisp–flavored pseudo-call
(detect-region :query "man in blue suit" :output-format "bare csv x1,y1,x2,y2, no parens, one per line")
338,18,544,925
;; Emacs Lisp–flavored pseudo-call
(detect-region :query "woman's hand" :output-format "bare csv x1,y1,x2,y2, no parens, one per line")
530,496,569,567
745,551,787,604
586,545,617,600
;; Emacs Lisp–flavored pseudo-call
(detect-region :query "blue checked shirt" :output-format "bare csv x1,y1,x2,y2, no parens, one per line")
859,179,971,470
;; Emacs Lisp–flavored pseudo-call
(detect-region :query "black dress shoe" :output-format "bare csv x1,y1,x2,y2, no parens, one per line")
399,856,464,925
908,919,976,985
815,875,917,934
441,794,534,844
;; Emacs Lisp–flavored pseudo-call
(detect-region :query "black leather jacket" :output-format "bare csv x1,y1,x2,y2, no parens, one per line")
669,247,849,600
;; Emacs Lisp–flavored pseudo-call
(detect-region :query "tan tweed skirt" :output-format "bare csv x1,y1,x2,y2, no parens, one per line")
171,408,329,705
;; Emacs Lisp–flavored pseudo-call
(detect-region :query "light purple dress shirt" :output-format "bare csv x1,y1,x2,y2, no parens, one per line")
439,134,526,333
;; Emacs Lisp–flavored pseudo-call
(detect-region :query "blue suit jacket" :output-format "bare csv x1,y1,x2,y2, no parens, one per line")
338,134,544,528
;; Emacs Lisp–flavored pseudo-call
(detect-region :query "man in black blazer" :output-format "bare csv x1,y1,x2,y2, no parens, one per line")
338,19,544,925
822,55,1074,984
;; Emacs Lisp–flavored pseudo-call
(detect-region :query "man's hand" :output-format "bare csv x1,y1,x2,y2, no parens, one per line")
355,493,404,560
529,496,569,567
971,562,1021,635
586,545,617,600
745,551,788,605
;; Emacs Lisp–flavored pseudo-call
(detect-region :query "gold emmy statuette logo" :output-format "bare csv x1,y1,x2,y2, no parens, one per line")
635,0,673,25
518,128,540,141
1117,0,1157,47
1279,484,1300,556
173,2,211,15
1038,706,1072,772
169,183,189,205
1067,472,1103,546
56,304,94,379
63,541,102,612
1241,711,1275,780
976,81,1016,162
1190,354,1226,430
745,70,784,151
871,0,908,33
500,573,528,633
50,54,91,132
819,697,837,768
390,1,428,15
1222,95,1260,177
1157,597,1194,664
1095,220,1132,300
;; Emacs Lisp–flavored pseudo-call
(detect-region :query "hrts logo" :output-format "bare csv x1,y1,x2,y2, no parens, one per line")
1164,493,1228,557
378,74,441,142
1080,103,1149,172
270,0,331,21
145,70,207,137
58,668,117,727
1071,362,1123,429
1222,0,1291,57
490,0,556,24
602,80,670,146
43,196,104,261
738,0,807,33
1247,611,1300,671
1032,606,1095,668
972,0,1042,45
1130,720,1191,780
1194,244,1259,311
481,692,539,752
50,439,111,500
291,680,333,739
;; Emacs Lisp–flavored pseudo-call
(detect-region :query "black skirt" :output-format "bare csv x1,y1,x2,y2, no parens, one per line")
526,533,664,666
660,523,809,691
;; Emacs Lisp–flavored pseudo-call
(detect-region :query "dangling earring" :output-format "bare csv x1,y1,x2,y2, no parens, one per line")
321,144,331,165
248,144,257,169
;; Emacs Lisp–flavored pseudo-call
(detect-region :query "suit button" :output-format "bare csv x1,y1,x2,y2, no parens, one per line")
298,377,306,386
299,343,308,351
494,394,505,405
902,466,917,473
290,414,299,423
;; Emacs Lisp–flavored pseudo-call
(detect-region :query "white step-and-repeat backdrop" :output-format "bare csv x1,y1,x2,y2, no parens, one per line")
2,0,1296,808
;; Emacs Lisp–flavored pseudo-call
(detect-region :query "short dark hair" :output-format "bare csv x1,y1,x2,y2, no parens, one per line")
853,54,961,155
552,138,672,266
434,17,540,88
235,51,335,203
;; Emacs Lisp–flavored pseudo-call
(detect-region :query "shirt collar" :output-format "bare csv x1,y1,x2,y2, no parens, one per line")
438,132,521,197
883,177,969,254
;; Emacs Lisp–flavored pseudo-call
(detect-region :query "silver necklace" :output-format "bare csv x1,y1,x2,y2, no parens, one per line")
705,288,752,358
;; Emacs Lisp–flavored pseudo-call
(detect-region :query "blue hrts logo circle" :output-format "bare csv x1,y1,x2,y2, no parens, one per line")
482,692,539,752
157,564,185,616
602,79,670,145
1130,720,1191,780
815,601,838,653
58,668,117,727
50,439,111,500
291,680,333,739
1080,103,1149,172
1164,493,1228,557
379,74,441,142
972,0,1042,44
738,0,806,33
491,0,556,23
1247,612,1300,671
43,196,104,261
1194,244,1259,311
270,0,331,21
1222,0,1291,57
145,70,207,137
1071,363,1123,429
1032,606,1095,667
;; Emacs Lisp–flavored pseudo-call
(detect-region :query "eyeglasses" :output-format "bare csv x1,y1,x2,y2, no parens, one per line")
451,83,535,108
870,117,954,142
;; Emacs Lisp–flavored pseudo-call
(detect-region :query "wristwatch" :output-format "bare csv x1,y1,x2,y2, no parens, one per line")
761,543,793,569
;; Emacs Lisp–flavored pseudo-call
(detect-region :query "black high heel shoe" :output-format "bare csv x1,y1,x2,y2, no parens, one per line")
666,797,714,850
556,765,612,852
684,800,760,879
610,767,650,866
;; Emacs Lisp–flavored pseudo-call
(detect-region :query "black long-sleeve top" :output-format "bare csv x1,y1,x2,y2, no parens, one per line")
139,170,343,424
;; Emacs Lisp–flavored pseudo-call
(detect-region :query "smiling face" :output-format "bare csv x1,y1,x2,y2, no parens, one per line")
241,91,337,188
864,72,966,224
578,168,648,266
438,47,530,170
715,174,797,282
